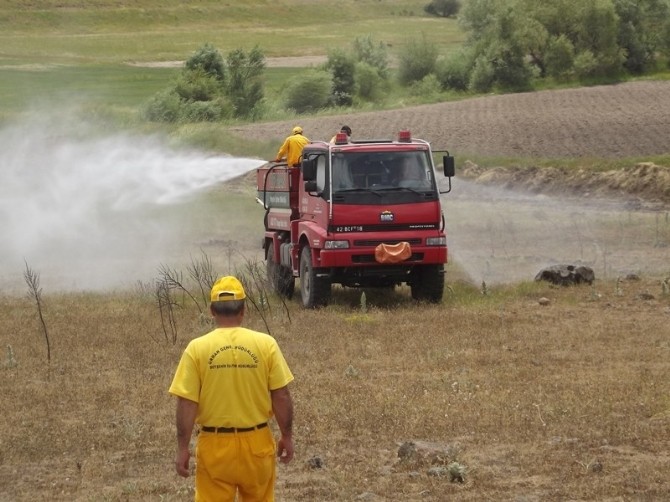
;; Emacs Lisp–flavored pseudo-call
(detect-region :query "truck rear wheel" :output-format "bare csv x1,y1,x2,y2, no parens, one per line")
300,246,331,308
410,265,445,303
267,248,295,298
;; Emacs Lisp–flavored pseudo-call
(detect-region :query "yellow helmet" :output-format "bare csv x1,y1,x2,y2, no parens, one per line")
292,126,303,135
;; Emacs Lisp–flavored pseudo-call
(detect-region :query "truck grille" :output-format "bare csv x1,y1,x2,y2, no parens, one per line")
352,252,424,263
353,238,422,247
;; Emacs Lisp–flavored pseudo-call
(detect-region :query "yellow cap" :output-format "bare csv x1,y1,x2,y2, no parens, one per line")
210,276,246,302
292,126,303,135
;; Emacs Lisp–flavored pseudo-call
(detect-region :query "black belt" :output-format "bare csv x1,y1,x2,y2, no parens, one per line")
201,422,268,433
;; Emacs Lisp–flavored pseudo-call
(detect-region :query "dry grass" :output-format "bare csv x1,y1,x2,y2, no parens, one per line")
1,272,669,501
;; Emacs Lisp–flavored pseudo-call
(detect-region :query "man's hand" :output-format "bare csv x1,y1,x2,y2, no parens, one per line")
277,435,294,464
175,447,191,477
175,397,198,478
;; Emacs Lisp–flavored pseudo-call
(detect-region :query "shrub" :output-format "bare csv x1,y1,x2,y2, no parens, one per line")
545,34,575,79
326,49,356,106
468,55,495,92
408,74,442,99
355,61,384,101
284,70,332,114
141,90,181,123
226,46,266,118
424,0,461,18
179,99,232,123
397,35,439,85
174,69,223,102
352,35,390,79
573,50,599,78
435,50,473,91
184,43,225,81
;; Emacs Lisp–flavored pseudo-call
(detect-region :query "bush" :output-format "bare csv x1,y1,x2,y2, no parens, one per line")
544,34,575,79
573,50,598,78
284,70,332,114
435,50,473,91
397,35,439,85
424,0,461,18
174,69,223,102
179,99,232,123
326,49,356,106
226,46,266,118
355,62,384,101
352,35,390,79
141,90,181,123
408,74,442,99
185,43,226,81
468,55,495,92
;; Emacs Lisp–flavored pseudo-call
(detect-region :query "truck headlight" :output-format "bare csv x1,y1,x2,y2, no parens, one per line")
324,240,350,249
426,236,447,246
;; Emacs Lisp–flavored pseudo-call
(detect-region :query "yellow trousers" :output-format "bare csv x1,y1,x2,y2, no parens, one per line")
195,426,276,502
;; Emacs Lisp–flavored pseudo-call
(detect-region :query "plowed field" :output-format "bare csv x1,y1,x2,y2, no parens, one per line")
232,80,670,159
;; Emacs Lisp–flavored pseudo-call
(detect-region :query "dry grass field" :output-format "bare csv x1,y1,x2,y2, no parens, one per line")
2,80,670,501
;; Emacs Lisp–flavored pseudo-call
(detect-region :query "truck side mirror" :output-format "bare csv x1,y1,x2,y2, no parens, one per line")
443,155,455,177
302,158,317,181
304,180,319,193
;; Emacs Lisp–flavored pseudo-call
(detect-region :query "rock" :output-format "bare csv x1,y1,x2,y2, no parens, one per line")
306,456,324,469
427,466,447,477
538,297,551,306
535,264,595,286
397,441,417,460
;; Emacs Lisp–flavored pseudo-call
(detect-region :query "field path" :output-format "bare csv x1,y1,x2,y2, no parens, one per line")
233,80,670,159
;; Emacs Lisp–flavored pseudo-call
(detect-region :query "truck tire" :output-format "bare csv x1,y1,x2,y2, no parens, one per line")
410,264,445,303
300,246,331,308
267,249,295,298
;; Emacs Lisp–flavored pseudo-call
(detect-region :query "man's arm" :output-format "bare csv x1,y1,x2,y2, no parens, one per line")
270,385,294,464
175,396,198,477
275,138,289,162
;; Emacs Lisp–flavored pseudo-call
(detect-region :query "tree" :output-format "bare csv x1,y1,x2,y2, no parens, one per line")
352,35,390,79
424,0,461,18
613,0,670,73
185,43,225,81
226,46,266,118
325,49,356,106
284,70,332,114
397,34,439,85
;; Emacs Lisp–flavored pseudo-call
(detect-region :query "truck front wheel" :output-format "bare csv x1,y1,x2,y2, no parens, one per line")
410,264,445,303
267,248,295,299
300,246,331,308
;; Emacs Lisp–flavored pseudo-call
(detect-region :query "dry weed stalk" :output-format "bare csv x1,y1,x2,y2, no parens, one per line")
186,249,217,309
3,345,17,369
155,277,178,344
23,261,50,363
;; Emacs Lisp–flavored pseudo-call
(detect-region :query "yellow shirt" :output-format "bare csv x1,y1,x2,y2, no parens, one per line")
169,327,294,427
276,134,310,167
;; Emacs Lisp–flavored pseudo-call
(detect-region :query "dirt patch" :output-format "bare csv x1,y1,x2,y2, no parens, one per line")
125,56,327,69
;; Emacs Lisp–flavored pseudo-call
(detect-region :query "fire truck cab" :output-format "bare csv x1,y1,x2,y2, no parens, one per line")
257,130,455,308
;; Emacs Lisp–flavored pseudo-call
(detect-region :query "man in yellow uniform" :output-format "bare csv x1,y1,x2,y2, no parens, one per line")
274,126,309,167
169,276,294,502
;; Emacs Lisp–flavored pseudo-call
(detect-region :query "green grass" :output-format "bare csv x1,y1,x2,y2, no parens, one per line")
0,0,465,63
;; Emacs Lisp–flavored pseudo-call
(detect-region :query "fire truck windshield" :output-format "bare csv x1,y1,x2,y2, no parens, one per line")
331,151,434,193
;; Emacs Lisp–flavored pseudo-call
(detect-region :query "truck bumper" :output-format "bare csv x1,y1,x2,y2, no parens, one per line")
317,246,447,268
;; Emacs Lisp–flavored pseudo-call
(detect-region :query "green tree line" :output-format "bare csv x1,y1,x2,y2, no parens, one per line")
143,0,670,123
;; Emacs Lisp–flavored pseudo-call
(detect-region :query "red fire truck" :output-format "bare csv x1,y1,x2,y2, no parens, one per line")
257,130,455,308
